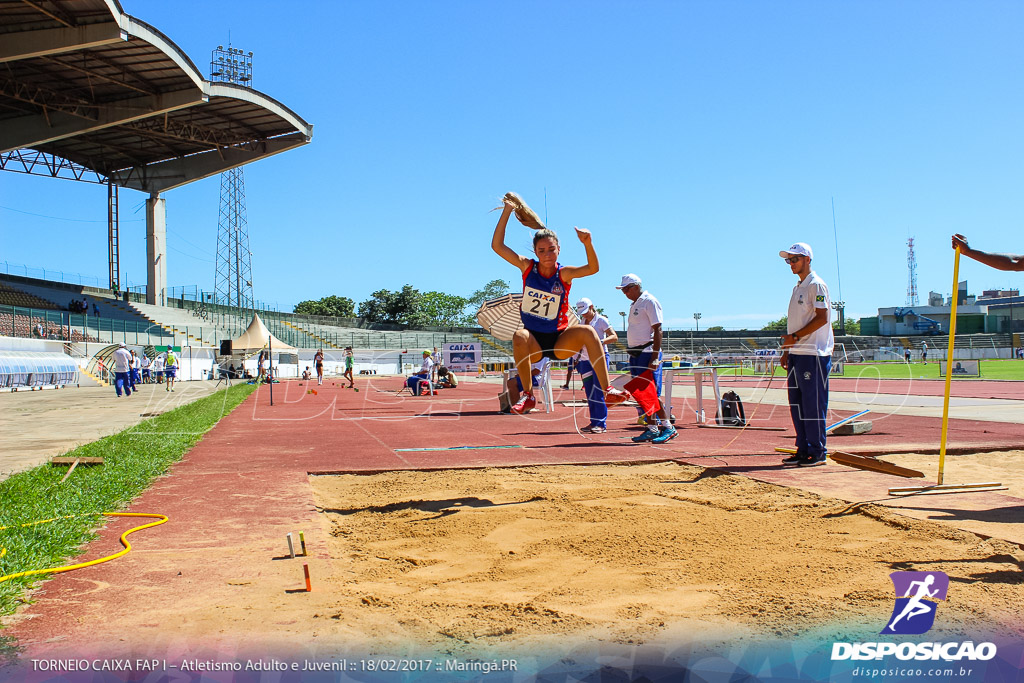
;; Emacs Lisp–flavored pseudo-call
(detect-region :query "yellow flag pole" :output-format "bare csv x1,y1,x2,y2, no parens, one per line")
937,246,961,486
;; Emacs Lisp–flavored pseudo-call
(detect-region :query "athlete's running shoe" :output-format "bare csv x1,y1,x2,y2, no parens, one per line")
652,425,678,444
510,393,537,415
781,453,804,466
605,387,629,405
797,454,827,467
631,426,661,443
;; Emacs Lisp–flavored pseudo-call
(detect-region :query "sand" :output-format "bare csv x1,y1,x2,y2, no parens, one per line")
303,461,1024,657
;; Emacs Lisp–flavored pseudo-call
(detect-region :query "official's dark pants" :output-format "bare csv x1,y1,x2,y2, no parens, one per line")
787,354,831,458
576,359,608,429
114,371,132,397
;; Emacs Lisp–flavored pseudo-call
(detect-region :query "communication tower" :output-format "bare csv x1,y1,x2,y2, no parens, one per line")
906,237,919,307
211,44,255,310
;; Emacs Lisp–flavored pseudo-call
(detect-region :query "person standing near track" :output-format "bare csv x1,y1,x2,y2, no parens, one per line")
778,242,834,468
314,348,324,386
618,274,677,443
491,194,626,415
574,297,618,433
164,349,179,392
112,342,133,397
921,340,928,365
344,346,355,388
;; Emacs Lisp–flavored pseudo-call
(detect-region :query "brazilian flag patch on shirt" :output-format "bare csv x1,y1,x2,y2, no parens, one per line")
816,295,825,302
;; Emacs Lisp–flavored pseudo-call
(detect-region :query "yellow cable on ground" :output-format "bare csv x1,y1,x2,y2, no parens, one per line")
0,512,167,584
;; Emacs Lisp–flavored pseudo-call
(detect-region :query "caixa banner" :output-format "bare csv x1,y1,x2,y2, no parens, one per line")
443,343,480,373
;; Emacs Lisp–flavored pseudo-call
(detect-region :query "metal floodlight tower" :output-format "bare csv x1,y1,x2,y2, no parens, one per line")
211,44,255,311
906,237,919,307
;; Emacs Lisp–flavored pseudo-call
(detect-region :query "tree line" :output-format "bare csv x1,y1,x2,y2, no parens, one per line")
293,279,510,327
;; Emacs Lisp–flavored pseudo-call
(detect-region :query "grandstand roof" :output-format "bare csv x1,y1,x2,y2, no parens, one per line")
0,0,312,193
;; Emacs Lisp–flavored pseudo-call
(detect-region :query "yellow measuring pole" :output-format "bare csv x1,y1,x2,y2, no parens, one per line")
937,246,961,486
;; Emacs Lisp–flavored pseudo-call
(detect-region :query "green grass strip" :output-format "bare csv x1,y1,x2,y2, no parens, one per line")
0,383,255,619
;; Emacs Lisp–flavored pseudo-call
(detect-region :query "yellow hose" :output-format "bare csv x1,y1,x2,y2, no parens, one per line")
0,512,167,584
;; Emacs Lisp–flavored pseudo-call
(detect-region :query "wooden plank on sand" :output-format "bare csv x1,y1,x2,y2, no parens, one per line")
830,451,923,478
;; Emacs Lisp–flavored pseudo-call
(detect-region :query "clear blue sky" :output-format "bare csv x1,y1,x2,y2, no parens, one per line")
2,1,1022,330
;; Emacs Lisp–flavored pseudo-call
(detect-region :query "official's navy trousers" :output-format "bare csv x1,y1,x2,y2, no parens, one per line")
786,354,831,458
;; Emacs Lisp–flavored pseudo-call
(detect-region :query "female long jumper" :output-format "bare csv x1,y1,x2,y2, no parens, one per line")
492,198,626,414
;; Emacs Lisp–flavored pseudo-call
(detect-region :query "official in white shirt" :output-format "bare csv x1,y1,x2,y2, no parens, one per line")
778,242,834,467
111,343,134,397
617,274,677,444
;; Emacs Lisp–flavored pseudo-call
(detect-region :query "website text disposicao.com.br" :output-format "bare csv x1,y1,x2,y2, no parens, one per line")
851,666,976,678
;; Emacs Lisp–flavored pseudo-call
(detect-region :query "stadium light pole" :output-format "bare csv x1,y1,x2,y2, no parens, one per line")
618,311,626,333
832,301,846,335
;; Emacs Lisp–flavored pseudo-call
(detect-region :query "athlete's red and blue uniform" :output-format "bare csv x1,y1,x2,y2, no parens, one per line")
521,261,571,358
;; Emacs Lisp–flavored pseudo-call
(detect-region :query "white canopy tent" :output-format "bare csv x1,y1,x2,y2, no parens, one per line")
230,314,296,352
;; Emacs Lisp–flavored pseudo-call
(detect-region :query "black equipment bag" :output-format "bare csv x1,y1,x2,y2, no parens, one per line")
717,390,746,426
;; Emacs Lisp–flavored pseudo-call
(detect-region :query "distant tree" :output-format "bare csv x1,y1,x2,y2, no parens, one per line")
462,278,511,325
762,316,788,331
835,318,860,335
359,285,422,324
293,295,355,318
415,291,469,327
707,325,725,332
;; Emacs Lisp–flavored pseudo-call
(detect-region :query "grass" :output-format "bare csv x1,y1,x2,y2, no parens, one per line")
0,383,255,619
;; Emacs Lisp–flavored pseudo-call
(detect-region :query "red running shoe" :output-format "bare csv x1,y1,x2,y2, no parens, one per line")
510,393,537,414
605,387,629,405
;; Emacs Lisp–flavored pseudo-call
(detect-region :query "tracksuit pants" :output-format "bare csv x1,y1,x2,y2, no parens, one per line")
576,359,608,429
787,354,831,458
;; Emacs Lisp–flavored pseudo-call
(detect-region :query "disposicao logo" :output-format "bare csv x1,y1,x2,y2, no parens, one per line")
831,570,997,663
882,571,948,635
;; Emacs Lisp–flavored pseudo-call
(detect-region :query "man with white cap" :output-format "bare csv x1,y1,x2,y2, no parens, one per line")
111,343,134,398
617,274,677,444
778,242,834,467
574,297,618,433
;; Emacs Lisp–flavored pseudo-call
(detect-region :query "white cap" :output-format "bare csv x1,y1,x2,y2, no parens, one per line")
575,297,593,315
779,242,813,260
118,342,126,348
615,274,641,289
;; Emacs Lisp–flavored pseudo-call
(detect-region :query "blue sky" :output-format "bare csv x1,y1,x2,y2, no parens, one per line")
2,1,1022,330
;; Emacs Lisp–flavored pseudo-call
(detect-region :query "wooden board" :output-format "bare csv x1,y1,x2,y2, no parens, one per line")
830,451,924,478
50,457,104,465
698,424,788,432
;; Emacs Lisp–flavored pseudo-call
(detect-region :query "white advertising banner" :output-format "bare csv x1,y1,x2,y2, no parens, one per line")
443,342,481,373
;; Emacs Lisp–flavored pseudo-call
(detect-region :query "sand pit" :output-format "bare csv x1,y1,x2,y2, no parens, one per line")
310,462,1024,657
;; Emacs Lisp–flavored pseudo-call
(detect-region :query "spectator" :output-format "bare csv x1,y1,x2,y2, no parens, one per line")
152,353,164,383
573,297,618,433
111,343,133,397
228,362,236,379
436,366,459,389
92,302,100,317
302,366,312,381
503,357,550,412
141,354,152,383
344,347,355,388
164,349,178,392
618,274,677,443
404,350,434,396
778,242,834,468
128,350,139,391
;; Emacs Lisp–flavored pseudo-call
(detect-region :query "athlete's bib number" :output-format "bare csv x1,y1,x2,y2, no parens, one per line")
522,286,560,321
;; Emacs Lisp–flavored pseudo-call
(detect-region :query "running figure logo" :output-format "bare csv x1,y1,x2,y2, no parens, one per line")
882,571,949,635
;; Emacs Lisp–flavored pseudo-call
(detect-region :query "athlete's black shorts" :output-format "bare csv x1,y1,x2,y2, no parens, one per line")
528,329,564,360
